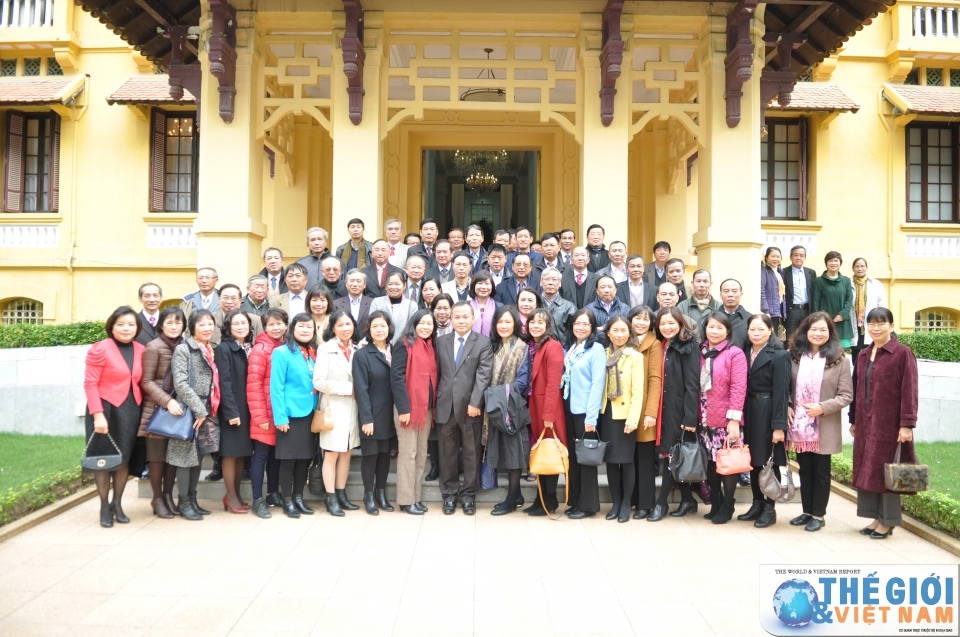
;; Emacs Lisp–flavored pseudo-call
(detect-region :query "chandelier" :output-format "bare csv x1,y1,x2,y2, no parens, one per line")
459,48,506,102
466,172,498,194
453,150,508,194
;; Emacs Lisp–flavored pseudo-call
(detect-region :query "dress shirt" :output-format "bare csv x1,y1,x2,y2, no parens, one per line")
453,333,467,365
470,249,483,267
376,264,387,287
543,260,560,270
543,294,558,308
516,278,528,295
199,292,215,309
288,292,305,317
268,274,281,291
348,295,363,321
608,265,627,283
574,270,587,286
490,269,505,288
599,298,615,314
142,310,159,327
560,251,572,265
406,282,420,302
791,266,808,304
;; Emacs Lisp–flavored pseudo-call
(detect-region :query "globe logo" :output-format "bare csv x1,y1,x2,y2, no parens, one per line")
772,578,819,627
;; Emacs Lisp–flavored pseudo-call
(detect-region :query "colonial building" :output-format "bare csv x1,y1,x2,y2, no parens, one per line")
0,0,958,331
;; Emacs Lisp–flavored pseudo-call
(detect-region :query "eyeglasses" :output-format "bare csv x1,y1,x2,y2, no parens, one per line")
197,275,218,281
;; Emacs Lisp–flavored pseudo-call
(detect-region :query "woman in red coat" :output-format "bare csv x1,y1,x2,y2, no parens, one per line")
245,308,288,518
523,307,567,517
84,306,145,528
850,307,918,539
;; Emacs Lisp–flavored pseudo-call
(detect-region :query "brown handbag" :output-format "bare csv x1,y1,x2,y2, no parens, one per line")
311,394,333,433
529,428,569,520
884,442,929,493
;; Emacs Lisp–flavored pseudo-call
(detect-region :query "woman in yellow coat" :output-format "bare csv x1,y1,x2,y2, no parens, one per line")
599,314,646,523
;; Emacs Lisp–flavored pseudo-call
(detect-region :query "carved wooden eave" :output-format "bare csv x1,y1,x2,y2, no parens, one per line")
760,33,807,129
724,0,758,128
165,25,202,125
599,0,624,127
208,0,238,123
341,0,365,125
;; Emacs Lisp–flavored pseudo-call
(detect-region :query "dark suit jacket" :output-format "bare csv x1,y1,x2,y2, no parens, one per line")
319,278,348,300
560,269,598,308
361,263,403,298
407,243,437,268
435,331,493,425
259,267,289,295
616,280,658,310
642,262,668,288
333,295,373,330
506,250,544,269
587,246,610,273
466,248,488,274
425,264,455,285
214,339,251,428
495,277,541,306
352,343,397,439
135,311,159,346
783,266,816,310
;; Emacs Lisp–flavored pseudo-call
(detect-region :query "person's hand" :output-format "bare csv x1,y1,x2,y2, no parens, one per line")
229,418,241,426
467,405,481,418
624,424,637,435
787,406,794,427
399,413,410,425
166,400,184,416
193,417,205,430
682,424,696,432
898,427,913,443
849,424,856,437
772,429,785,444
834,315,844,323
803,402,824,417
726,421,740,443
584,424,597,433
276,424,290,433
93,412,109,434
643,416,656,430
543,420,554,429
258,422,270,431
362,423,374,436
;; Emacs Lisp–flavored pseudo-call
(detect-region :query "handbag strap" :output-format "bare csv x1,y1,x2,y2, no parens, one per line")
893,441,902,464
83,431,121,457
537,437,569,522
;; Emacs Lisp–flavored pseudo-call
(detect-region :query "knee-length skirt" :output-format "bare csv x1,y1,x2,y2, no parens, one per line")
84,390,140,464
276,414,318,460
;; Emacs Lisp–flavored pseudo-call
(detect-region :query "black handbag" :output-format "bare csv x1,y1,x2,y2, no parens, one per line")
81,432,123,473
575,430,607,466
669,428,709,483
145,363,195,441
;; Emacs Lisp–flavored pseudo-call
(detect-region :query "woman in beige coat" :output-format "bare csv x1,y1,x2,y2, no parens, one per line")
627,305,662,519
312,310,361,516
787,311,853,532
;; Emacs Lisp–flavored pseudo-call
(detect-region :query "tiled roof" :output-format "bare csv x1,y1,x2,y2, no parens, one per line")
106,75,196,105
0,76,86,105
882,84,960,115
767,82,860,112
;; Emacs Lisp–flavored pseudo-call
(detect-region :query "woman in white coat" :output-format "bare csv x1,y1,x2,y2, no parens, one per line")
369,271,417,344
849,258,888,368
313,309,361,516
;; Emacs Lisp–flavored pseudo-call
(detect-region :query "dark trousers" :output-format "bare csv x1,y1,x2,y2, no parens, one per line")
851,329,867,373
361,452,391,491
279,459,309,497
785,306,810,339
631,441,657,510
565,404,599,513
537,473,560,510
438,419,481,503
251,440,280,499
750,465,781,505
796,452,832,517
857,489,903,527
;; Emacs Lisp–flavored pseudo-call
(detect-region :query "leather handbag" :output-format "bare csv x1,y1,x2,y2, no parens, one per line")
669,428,709,483
884,442,929,493
81,432,123,473
311,394,333,433
144,367,195,441
715,439,752,476
759,448,795,503
308,444,325,496
529,428,569,521
574,430,607,467
196,415,220,456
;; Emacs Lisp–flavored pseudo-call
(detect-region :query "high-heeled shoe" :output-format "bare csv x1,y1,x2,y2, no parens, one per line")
605,503,621,520
99,503,113,528
178,497,202,521
222,496,248,514
336,489,359,511
669,501,698,517
870,527,894,539
292,495,314,515
282,498,300,518
163,493,179,517
646,504,667,522
189,496,211,516
324,494,345,517
363,491,379,516
109,502,130,524
491,500,517,516
151,497,173,519
374,489,394,512
617,508,631,523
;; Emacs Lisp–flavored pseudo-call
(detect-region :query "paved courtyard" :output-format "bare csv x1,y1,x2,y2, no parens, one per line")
0,489,957,637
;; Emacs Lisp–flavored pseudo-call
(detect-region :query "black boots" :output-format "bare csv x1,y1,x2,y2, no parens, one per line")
669,501,698,517
704,494,724,520
292,495,314,515
754,502,777,528
325,494,345,517
251,497,272,519
336,489,359,511
374,489,394,512
711,498,736,525
646,504,668,522
282,497,300,518
425,461,440,482
189,495,211,515
737,500,764,521
264,492,282,508
363,491,379,515
178,497,203,520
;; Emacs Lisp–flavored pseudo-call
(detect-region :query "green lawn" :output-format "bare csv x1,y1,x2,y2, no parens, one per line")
0,434,85,492
840,442,960,498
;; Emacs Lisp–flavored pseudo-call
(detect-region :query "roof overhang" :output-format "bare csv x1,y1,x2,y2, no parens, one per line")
767,81,861,113
106,74,196,105
882,83,960,116
0,75,86,106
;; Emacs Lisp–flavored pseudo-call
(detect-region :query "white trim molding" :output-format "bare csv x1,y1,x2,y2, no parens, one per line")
146,224,197,249
0,225,59,248
905,235,960,258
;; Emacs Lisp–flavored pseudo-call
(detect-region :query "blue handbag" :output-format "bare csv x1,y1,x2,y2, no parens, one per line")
480,448,498,490
145,363,196,441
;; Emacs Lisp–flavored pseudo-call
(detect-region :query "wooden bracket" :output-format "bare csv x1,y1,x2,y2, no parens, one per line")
760,32,806,128
341,0,365,125
208,0,238,124
165,25,203,126
724,0,758,128
599,0,625,127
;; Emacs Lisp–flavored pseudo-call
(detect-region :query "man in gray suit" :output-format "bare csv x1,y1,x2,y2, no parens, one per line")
180,267,220,318
435,301,494,515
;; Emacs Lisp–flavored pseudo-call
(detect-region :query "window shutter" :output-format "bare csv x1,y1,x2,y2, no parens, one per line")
3,111,26,212
798,117,809,221
148,108,166,212
47,112,60,212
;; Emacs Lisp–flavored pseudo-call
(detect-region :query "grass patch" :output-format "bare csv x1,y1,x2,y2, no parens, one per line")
840,442,960,498
0,433,85,493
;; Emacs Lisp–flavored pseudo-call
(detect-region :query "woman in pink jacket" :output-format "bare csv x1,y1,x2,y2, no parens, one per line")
699,311,748,524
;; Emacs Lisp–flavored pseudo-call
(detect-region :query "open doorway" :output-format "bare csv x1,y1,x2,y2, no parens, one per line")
421,150,539,245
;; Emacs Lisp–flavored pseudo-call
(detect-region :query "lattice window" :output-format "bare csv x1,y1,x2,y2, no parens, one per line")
915,307,957,331
907,124,957,222
952,69,960,87
46,58,62,76
0,60,15,76
630,38,701,141
926,67,944,86
761,119,807,219
2,298,43,324
905,69,920,85
23,58,40,76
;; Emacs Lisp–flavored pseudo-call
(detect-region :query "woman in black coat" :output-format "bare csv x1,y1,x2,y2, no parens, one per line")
353,310,398,515
739,313,791,528
651,306,701,522
214,309,255,514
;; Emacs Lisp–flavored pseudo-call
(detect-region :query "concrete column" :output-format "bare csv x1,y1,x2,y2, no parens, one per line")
194,10,266,288
692,16,766,312
330,10,383,249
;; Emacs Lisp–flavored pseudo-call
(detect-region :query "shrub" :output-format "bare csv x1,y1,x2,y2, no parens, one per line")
897,330,960,363
0,322,104,349
0,467,91,526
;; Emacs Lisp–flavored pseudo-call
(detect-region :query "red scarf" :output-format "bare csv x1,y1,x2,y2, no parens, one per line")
198,340,221,418
403,337,437,430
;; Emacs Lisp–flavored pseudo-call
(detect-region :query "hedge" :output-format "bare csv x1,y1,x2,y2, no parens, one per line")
0,467,92,527
896,330,960,363
0,321,105,349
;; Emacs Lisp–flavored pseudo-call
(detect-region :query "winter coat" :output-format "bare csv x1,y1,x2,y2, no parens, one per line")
812,273,854,341
214,340,251,430
246,331,283,446
139,337,176,436
657,336,700,455
850,337,918,493
168,336,217,467
313,338,360,452
848,276,888,345
700,340,748,429
760,264,787,319
564,341,607,426
632,332,662,443
789,353,853,455
270,343,319,426
529,338,567,445
677,297,721,335
353,343,397,441
743,341,791,467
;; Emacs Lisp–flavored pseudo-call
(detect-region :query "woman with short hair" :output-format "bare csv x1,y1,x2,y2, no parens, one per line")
812,250,854,348
849,258,888,368
469,271,497,337
370,271,416,344
214,308,255,514
305,285,334,340
761,247,787,339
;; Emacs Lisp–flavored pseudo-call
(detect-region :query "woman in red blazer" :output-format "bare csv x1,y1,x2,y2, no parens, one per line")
84,306,145,528
523,307,567,517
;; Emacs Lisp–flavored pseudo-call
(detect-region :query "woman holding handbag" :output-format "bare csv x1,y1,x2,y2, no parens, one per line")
650,306,700,522
214,308,255,514
561,308,607,520
523,308,567,517
391,309,437,515
313,310,361,516
483,306,530,516
246,308,288,519
353,311,399,515
169,309,221,521
739,314,792,528
698,312,748,525
599,314,645,523
84,306,145,528
270,313,320,519
787,312,853,533
139,305,186,520
626,305,661,520
850,307,918,539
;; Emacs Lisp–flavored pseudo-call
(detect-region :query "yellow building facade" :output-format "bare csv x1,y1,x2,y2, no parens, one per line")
1,0,958,330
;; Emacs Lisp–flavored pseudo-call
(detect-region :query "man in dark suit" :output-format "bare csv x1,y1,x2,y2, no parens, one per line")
403,254,428,306
435,301,494,515
495,253,541,306
783,244,816,339
424,240,455,285
642,240,671,288
361,239,403,298
406,217,440,267
464,224,487,274
561,246,598,308
259,247,288,300
534,232,565,275
135,282,162,345
616,254,658,310
506,226,544,269
483,244,512,289
333,268,373,329
319,257,348,300
585,223,610,272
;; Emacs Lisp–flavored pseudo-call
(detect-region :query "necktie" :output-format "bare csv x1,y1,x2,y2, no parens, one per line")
455,336,465,366
202,295,210,309
271,277,277,290
427,246,433,256
410,286,418,302
379,267,385,287
565,254,571,264
149,316,156,327
576,273,584,286
441,268,448,278
390,245,395,257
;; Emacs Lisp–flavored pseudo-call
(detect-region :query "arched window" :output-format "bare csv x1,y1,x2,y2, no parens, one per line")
2,298,43,324
914,307,957,331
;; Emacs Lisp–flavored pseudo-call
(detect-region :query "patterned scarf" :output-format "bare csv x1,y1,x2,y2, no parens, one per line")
606,346,625,400
853,275,868,327
700,341,726,392
695,294,714,313
197,340,220,417
471,296,496,337
483,337,528,444
561,342,587,400
239,341,252,358
403,337,437,430
787,353,826,453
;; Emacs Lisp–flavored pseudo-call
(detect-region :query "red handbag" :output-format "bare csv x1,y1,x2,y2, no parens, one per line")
715,438,752,475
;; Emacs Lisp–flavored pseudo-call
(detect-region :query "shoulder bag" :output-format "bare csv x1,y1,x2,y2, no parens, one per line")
574,429,607,466
669,428,708,483
145,364,195,441
715,439,752,476
759,446,795,503
81,432,123,472
311,393,333,433
884,442,929,493
529,428,569,520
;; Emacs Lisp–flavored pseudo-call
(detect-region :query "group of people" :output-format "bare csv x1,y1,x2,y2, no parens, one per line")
82,218,918,539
